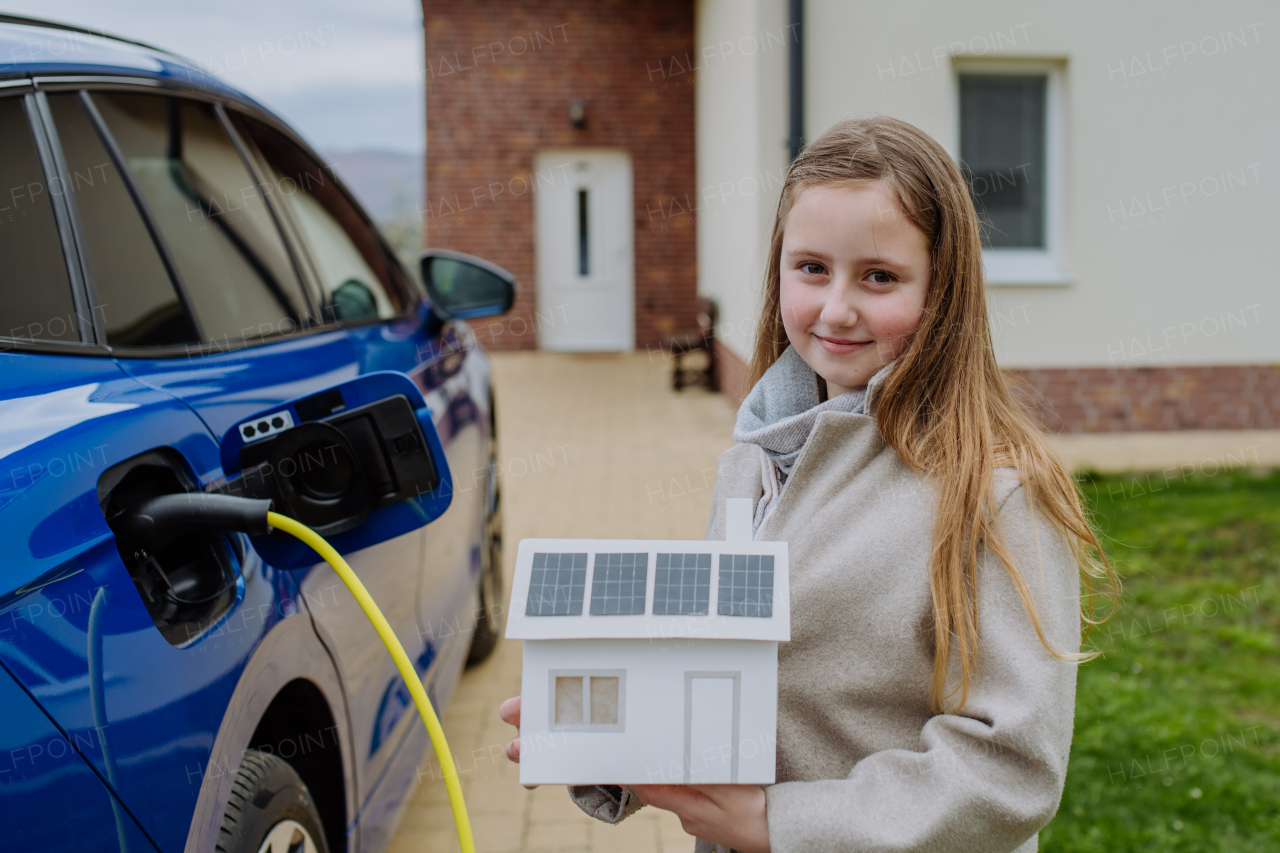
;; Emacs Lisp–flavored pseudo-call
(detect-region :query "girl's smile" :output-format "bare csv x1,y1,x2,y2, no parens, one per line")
813,335,873,355
779,182,931,396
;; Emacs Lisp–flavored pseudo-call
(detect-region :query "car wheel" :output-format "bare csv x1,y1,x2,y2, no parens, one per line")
466,407,504,666
215,750,329,853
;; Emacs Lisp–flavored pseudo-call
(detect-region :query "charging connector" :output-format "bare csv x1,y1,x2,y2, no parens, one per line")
119,493,273,554
113,491,476,853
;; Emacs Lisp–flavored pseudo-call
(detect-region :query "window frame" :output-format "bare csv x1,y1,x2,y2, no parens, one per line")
548,669,626,733
0,83,110,355
223,105,421,332
11,74,422,359
953,59,1069,287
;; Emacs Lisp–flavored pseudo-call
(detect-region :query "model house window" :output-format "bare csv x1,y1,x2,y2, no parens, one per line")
526,552,588,616
552,670,625,731
589,553,648,615
717,555,774,618
955,62,1066,285
653,553,712,615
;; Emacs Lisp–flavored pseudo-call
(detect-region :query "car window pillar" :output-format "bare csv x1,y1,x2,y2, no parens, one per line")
77,89,206,343
26,89,99,346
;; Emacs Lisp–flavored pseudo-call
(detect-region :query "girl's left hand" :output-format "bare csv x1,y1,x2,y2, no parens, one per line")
631,784,770,853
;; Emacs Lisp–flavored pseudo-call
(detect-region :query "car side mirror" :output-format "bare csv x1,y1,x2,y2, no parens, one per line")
420,249,516,320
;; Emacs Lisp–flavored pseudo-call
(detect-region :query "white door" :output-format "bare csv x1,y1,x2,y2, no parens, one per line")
684,672,740,783
534,150,634,351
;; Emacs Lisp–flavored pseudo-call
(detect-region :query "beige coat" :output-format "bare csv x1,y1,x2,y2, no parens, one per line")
572,368,1081,853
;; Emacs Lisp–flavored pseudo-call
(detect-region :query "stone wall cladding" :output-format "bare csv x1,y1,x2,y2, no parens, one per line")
422,0,697,351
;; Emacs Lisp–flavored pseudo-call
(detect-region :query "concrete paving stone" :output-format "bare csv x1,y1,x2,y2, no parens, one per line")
524,819,591,851
588,815,672,853
385,352,723,852
1048,428,1280,473
468,812,527,850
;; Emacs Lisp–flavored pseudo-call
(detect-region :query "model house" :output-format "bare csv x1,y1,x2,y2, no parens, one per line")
508,499,788,786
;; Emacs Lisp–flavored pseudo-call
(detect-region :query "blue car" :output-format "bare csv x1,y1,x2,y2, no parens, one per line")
0,15,511,853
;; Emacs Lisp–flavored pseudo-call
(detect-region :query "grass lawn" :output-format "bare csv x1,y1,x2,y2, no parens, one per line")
1041,466,1280,851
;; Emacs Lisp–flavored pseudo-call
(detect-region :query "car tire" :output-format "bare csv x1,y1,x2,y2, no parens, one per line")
466,405,504,667
215,749,329,853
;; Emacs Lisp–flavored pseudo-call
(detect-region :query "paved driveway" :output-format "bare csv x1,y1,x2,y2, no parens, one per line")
389,351,738,853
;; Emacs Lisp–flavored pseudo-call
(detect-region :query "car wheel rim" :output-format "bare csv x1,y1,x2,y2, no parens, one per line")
256,819,318,853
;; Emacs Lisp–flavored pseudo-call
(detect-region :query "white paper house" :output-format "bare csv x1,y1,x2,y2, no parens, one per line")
508,499,788,786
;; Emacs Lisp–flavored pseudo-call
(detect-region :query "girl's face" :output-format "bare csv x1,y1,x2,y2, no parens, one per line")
779,182,931,396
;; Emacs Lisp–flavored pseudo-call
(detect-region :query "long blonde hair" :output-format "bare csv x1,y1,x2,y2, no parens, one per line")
750,116,1116,711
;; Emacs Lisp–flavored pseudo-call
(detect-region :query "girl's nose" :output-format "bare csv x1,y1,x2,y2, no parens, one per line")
819,278,858,329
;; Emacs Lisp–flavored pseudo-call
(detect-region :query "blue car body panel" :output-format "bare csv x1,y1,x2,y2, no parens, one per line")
0,662,160,851
0,19,495,853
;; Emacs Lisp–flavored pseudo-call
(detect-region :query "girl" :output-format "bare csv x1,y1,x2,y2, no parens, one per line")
500,116,1113,853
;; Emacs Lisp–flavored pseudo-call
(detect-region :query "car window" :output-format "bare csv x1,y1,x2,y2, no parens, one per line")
229,112,407,324
0,96,80,344
89,91,310,345
46,93,199,348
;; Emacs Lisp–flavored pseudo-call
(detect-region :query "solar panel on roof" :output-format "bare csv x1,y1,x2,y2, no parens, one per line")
653,553,712,615
526,552,588,615
589,552,647,615
717,554,774,617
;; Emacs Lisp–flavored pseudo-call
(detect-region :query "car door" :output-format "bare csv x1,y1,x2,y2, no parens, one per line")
0,87,304,853
64,83,480,826
222,109,489,834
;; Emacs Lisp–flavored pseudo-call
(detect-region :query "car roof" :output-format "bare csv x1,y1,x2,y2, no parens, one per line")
0,15,265,111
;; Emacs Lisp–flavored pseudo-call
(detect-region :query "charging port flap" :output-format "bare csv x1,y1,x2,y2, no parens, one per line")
214,371,454,570
98,449,245,646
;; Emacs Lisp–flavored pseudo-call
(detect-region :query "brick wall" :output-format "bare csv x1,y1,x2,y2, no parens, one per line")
718,352,1280,432
422,0,697,351
1008,365,1280,433
715,340,750,408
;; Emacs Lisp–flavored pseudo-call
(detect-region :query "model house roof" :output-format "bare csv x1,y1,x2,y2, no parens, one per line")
506,501,789,642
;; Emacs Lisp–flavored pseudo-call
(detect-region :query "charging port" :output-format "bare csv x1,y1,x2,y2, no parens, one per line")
98,449,243,646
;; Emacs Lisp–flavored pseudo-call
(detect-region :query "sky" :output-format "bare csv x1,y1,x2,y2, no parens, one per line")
2,0,425,154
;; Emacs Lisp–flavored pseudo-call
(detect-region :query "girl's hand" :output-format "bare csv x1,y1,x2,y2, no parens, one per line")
498,696,538,789
498,696,521,763
631,784,770,853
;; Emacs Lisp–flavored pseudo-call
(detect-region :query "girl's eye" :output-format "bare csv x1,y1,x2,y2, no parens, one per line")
867,269,897,285
799,261,826,276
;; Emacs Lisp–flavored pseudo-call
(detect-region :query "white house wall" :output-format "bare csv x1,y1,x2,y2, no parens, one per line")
809,0,1277,369
698,0,1278,369
520,638,778,785
695,0,791,366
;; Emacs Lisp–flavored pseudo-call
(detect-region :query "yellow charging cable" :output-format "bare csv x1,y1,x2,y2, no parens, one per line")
266,511,476,853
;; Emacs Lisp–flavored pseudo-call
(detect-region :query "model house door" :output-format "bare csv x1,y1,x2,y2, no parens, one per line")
685,672,740,783
534,150,634,351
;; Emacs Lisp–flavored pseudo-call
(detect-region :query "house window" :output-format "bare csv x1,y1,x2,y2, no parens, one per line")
717,555,774,618
653,553,712,615
589,553,647,615
577,188,590,276
960,74,1045,248
551,670,625,731
526,552,588,615
955,61,1067,285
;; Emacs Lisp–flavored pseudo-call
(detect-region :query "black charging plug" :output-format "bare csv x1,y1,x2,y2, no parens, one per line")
119,493,273,555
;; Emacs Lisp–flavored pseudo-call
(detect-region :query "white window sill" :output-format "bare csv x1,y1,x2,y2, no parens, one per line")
982,250,1072,286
